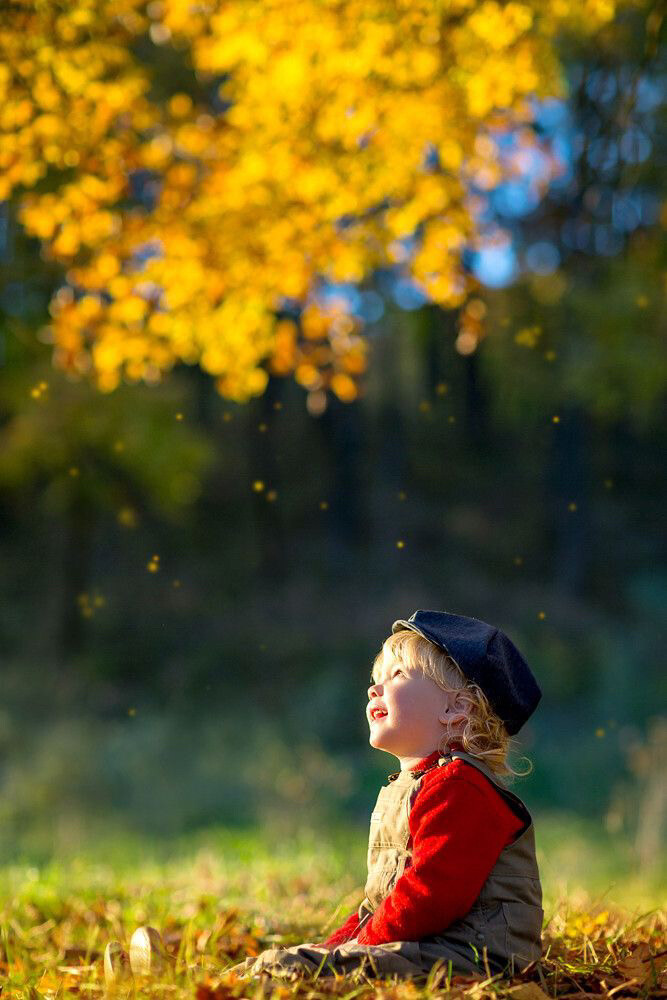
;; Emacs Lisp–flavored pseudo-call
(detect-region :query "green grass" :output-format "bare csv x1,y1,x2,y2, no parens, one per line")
0,814,664,999
535,811,666,914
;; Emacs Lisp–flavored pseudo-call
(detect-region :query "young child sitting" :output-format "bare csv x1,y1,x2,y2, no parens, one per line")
104,609,544,986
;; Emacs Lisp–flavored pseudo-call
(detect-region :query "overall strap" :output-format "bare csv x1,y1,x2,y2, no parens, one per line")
439,750,533,830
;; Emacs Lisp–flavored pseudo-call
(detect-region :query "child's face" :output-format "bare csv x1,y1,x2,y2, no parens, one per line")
366,652,463,763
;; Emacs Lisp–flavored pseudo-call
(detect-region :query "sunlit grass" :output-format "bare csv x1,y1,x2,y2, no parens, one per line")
0,816,664,999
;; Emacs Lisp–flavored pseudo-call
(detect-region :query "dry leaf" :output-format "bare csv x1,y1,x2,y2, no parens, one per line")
510,983,551,1000
196,980,239,1000
618,943,667,983
197,929,213,952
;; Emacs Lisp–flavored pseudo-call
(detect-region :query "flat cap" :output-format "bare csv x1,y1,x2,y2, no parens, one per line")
391,609,541,735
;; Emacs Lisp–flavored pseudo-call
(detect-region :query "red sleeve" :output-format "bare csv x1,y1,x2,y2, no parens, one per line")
322,910,361,948
356,768,524,945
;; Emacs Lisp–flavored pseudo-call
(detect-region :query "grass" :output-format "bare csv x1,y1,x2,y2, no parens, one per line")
0,815,664,999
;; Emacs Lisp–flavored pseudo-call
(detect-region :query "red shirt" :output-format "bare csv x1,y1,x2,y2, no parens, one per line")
323,749,525,947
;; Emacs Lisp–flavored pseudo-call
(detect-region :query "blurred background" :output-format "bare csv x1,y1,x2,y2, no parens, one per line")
0,0,665,909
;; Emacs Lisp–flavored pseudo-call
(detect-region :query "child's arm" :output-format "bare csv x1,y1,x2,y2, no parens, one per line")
356,768,524,945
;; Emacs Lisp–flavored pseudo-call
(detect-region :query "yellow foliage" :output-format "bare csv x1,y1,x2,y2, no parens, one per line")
0,0,625,402
563,910,611,939
330,373,358,402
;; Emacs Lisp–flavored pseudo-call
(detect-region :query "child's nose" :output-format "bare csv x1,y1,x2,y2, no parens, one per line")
368,683,382,699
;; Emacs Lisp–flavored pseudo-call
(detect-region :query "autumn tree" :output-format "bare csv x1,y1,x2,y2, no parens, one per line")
0,0,632,408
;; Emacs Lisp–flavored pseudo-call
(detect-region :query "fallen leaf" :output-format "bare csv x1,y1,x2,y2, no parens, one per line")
197,929,213,952
510,983,551,1000
196,981,238,1000
618,943,667,983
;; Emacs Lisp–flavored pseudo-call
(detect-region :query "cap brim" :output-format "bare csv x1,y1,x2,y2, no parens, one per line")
392,619,424,636
391,618,453,661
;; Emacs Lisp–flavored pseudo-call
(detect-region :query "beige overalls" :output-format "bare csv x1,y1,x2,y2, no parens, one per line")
230,751,544,982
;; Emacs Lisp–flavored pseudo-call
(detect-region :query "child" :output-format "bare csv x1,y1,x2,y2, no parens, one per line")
104,609,544,986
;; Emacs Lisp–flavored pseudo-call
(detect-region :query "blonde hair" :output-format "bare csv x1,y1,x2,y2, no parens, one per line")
372,630,532,779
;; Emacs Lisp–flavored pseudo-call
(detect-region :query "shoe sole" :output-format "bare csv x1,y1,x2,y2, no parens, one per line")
104,941,132,987
130,926,170,977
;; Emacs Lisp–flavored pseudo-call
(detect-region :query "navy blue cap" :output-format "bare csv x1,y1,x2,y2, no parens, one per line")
391,610,541,735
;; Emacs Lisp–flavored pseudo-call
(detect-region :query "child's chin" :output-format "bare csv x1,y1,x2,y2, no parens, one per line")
369,732,392,750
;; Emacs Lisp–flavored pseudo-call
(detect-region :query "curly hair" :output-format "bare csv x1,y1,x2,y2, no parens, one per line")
372,630,532,779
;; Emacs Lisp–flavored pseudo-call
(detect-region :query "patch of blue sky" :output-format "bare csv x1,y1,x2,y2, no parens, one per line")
491,180,541,218
396,235,418,258
492,129,516,154
132,239,164,266
422,141,440,171
472,244,518,288
317,282,362,314
134,280,164,302
586,137,619,173
532,96,569,133
635,74,664,113
311,280,384,324
392,277,429,310
549,133,575,188
275,295,302,314
611,191,642,232
357,289,385,323
585,68,617,104
522,146,553,184
619,127,652,164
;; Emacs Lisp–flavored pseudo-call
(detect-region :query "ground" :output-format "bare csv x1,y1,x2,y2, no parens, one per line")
0,820,664,999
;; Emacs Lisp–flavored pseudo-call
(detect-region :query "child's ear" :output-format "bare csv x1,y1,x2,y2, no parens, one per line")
438,705,468,727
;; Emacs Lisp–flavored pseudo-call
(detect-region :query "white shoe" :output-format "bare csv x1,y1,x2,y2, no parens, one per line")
103,941,132,988
129,925,172,978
